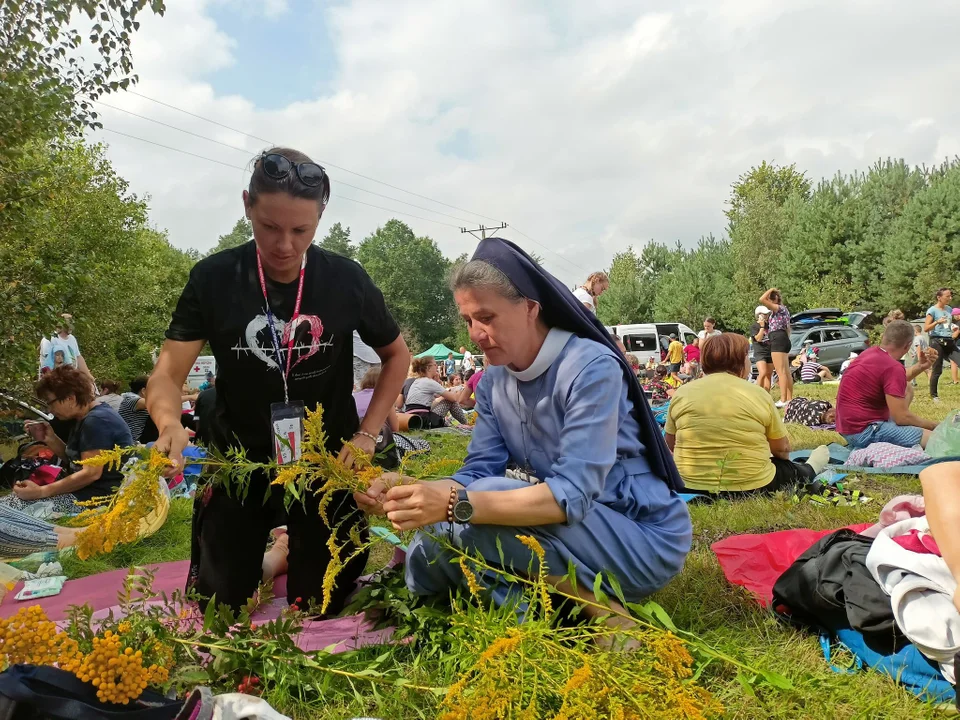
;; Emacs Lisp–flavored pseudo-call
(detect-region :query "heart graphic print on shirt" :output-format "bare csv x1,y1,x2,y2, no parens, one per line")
237,312,329,373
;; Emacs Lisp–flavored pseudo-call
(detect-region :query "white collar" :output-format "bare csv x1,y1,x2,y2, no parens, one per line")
505,328,574,381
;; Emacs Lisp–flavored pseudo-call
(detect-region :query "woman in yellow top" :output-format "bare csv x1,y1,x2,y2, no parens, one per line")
664,333,830,494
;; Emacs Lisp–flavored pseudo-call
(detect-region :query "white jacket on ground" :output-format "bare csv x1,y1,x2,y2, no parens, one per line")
866,516,959,684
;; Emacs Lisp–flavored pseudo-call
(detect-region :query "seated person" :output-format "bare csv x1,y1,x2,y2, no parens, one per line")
8,366,133,513
664,333,830,494
840,352,858,375
642,364,674,406
456,368,485,410
836,320,937,450
404,357,468,427
644,356,658,378
354,366,400,433
919,462,960,614
799,353,834,383
356,238,691,630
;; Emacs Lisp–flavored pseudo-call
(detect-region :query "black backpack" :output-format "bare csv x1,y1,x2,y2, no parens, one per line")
0,665,181,720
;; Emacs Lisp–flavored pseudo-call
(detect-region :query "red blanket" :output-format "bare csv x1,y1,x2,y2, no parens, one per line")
711,523,873,607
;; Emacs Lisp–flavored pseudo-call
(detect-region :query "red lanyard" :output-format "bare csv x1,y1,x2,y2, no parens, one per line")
255,249,306,384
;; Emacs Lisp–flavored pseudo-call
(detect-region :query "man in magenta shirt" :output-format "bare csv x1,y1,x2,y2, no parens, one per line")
836,320,937,449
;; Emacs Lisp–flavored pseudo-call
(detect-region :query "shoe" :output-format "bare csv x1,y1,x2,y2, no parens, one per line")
933,397,941,404
775,401,786,408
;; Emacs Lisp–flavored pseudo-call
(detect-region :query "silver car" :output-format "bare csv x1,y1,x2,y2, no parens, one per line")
787,309,872,371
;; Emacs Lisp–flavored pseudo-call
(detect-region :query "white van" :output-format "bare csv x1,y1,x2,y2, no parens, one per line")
609,322,698,365
186,355,217,390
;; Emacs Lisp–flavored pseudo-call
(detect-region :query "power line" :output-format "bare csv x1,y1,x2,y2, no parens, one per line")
96,100,486,225
113,92,588,275
98,128,460,229
125,89,504,223
503,225,588,277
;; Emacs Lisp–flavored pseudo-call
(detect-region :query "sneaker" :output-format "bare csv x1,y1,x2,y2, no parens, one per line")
775,401,786,408
933,397,941,404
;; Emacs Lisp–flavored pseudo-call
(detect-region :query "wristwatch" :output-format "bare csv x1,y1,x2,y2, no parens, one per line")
452,489,474,523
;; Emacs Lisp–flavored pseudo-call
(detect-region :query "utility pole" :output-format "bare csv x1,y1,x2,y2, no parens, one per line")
460,222,508,241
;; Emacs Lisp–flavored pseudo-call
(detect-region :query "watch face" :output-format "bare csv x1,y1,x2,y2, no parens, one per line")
453,499,474,523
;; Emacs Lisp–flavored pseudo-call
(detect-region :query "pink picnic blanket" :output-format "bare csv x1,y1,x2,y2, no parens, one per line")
1,560,397,654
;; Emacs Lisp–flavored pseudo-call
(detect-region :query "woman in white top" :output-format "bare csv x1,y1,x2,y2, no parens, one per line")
404,356,468,427
572,272,609,314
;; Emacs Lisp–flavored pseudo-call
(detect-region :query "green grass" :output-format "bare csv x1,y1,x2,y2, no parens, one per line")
58,497,194,579
47,383,960,718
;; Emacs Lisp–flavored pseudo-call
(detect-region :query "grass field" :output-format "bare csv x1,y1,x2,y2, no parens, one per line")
26,380,960,718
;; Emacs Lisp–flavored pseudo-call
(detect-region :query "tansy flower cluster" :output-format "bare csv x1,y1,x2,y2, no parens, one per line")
75,631,170,705
0,606,173,705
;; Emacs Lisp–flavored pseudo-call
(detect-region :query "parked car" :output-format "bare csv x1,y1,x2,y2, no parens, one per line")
608,322,698,365
750,309,872,374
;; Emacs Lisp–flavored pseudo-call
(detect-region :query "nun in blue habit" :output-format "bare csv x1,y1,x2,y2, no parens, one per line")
354,238,691,612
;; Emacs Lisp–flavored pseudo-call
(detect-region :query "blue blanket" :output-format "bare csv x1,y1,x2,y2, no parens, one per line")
822,629,955,704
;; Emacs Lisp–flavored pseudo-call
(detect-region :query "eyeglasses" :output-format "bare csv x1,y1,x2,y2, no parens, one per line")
259,153,330,200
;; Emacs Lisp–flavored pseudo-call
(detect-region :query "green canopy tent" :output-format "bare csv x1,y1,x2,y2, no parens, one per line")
415,344,463,361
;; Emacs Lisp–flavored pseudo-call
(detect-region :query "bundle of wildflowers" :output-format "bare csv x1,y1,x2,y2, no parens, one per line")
436,534,725,720
69,447,170,560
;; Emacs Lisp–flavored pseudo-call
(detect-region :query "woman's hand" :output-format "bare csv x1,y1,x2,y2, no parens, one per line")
381,480,454,531
13,481,51,501
353,471,407,516
339,432,377,469
154,422,190,478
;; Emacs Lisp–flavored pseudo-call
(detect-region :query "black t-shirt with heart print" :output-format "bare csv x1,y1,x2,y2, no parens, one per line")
166,241,400,459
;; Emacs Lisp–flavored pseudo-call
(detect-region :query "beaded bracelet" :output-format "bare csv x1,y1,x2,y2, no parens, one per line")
446,485,458,524
353,430,378,443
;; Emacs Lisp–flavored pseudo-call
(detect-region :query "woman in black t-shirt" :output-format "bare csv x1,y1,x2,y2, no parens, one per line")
7,366,133,514
148,147,410,613
751,306,772,391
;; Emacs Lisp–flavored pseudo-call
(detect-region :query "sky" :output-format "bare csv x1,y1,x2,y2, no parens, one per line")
90,0,960,288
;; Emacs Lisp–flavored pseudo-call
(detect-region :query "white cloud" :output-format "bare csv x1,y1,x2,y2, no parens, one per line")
90,0,960,288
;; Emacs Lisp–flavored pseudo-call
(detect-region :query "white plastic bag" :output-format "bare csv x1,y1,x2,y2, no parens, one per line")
925,411,960,458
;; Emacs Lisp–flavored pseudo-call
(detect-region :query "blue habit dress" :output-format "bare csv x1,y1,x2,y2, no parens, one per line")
405,330,692,604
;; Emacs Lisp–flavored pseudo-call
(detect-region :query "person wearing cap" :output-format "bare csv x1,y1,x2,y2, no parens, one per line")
666,333,684,381
750,306,772,391
799,352,833,383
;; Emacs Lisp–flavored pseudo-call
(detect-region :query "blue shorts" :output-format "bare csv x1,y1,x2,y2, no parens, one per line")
843,420,925,450
668,362,681,373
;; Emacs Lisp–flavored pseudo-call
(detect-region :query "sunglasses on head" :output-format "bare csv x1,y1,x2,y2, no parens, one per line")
259,152,329,197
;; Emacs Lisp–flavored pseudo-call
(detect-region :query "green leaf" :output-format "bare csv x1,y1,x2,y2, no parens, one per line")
760,669,793,690
592,572,609,606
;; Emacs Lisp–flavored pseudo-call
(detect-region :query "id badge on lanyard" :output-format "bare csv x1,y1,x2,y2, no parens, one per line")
257,249,307,462
271,400,304,464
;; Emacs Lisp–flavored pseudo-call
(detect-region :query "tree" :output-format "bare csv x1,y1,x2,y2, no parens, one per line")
356,220,455,347
725,161,811,233
206,218,251,256
652,237,736,329
318,222,354,259
882,161,960,316
0,140,195,389
0,0,165,170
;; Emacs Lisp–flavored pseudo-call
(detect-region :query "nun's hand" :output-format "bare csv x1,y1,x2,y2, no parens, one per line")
354,471,409,516
381,480,454,532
